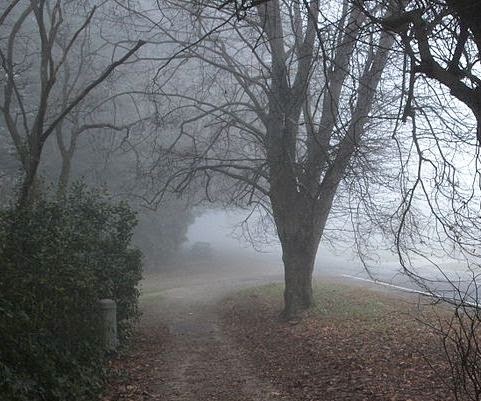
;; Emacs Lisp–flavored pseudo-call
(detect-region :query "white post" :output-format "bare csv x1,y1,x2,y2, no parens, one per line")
99,299,118,351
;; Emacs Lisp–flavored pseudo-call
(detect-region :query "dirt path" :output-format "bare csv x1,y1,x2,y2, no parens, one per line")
103,252,460,401
119,252,289,401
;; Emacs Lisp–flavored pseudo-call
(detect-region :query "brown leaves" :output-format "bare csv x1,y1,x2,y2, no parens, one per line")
221,286,453,401
102,283,453,401
102,328,170,401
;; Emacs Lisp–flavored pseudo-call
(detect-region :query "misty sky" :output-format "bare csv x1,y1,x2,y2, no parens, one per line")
186,209,367,274
186,208,469,285
186,209,277,252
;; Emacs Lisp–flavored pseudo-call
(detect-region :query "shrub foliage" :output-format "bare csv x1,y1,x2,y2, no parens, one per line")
0,185,142,401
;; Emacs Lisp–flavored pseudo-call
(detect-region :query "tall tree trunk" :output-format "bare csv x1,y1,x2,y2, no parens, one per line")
281,234,319,318
270,184,328,318
270,165,338,318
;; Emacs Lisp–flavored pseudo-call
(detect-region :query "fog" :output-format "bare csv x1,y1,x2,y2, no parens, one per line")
186,210,263,254
186,209,372,277
4,2,481,400
1,0,480,306
183,207,474,296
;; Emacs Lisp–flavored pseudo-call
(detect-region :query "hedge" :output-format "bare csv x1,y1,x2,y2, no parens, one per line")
0,185,142,401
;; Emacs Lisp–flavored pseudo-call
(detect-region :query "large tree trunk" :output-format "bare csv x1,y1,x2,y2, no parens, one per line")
271,185,327,318
270,171,337,318
281,235,319,318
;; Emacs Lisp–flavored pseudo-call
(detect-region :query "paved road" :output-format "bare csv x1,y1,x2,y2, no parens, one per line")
320,252,480,305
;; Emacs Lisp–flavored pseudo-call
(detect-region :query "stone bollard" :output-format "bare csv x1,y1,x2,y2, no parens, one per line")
99,299,119,352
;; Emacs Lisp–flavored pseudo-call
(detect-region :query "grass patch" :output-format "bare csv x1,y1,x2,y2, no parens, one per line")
236,282,284,299
311,282,393,319
140,290,165,301
235,279,404,321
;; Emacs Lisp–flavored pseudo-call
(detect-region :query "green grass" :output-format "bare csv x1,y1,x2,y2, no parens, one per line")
141,290,165,301
237,280,398,320
237,282,284,299
311,283,391,319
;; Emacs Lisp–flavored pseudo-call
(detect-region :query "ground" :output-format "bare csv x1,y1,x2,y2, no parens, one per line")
102,253,454,401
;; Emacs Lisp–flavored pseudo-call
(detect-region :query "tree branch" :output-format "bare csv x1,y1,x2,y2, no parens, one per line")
41,40,146,142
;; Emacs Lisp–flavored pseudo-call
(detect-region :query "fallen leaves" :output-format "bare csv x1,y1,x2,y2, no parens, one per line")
101,327,170,401
101,281,454,401
221,285,453,401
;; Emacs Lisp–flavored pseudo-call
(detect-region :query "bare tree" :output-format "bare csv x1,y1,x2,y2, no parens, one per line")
152,0,397,317
349,2,481,399
0,0,145,207
357,0,481,143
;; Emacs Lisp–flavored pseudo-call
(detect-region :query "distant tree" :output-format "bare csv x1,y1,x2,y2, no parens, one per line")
51,47,146,198
133,203,194,270
0,0,145,207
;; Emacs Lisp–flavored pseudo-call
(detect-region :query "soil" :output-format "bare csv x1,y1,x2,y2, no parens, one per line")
102,253,286,401
102,254,454,401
